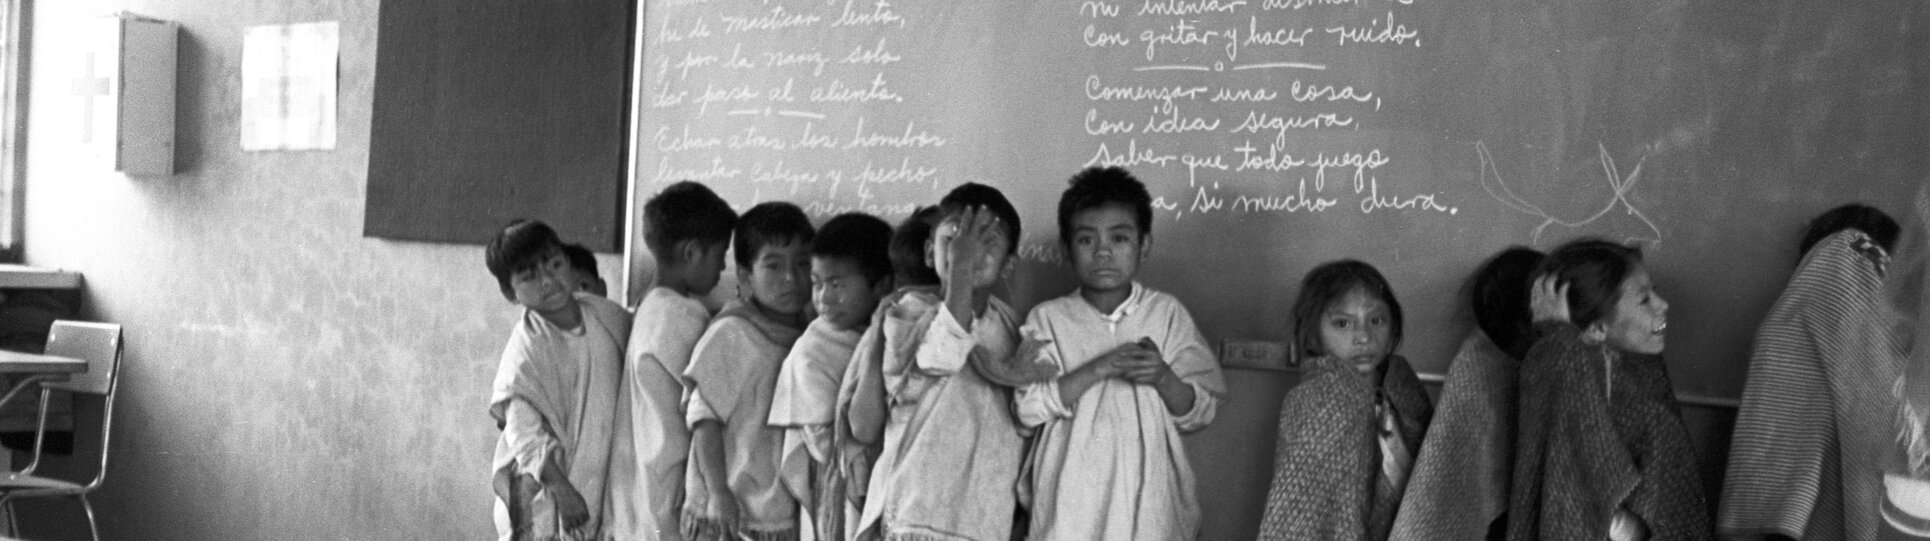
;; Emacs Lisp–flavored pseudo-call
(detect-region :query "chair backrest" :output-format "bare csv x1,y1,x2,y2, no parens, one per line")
42,320,122,396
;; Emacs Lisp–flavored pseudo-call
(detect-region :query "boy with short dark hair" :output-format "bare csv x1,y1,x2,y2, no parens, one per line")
606,181,738,540
486,219,634,541
853,183,1054,540
1016,167,1226,540
560,243,609,298
769,213,895,540
683,202,815,540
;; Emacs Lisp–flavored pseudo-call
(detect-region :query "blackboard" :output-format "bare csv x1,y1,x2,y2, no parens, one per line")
626,0,1930,402
366,0,634,251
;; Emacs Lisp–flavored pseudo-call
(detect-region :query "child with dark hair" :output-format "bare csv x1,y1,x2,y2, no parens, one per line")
845,183,1049,540
1800,203,1900,259
559,243,609,297
1723,204,1900,541
889,206,943,288
1260,259,1432,541
1392,247,1543,541
486,219,633,541
1017,167,1226,540
1510,239,1709,541
767,213,894,541
607,181,737,540
683,202,815,540
829,204,954,539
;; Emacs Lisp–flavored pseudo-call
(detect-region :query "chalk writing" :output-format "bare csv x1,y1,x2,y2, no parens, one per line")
651,155,743,183
808,74,904,103
1085,25,1134,48
1245,17,1312,46
672,52,719,82
841,39,902,66
1229,111,1355,148
719,6,822,34
638,0,961,220
1142,105,1224,134
1232,179,1341,213
653,16,713,45
831,0,907,28
1359,178,1454,214
1081,0,1122,18
1262,0,1358,9
1140,19,1240,61
692,83,762,115
1325,11,1421,46
763,49,831,76
654,125,722,152
1085,76,1213,111
1085,108,1137,135
844,119,948,149
1139,0,1251,16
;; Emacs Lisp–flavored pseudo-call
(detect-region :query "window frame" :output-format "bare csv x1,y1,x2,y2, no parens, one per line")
0,0,29,263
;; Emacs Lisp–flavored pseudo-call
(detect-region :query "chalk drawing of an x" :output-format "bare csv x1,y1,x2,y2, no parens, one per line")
1476,140,1664,248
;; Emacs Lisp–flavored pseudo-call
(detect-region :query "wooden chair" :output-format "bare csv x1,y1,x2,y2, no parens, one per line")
0,321,122,541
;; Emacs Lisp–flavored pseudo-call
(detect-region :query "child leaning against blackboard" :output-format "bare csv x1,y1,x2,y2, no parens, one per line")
1015,167,1227,540
485,219,633,541
1259,259,1433,541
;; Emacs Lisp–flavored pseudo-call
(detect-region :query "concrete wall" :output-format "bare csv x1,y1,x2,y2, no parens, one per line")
14,0,600,538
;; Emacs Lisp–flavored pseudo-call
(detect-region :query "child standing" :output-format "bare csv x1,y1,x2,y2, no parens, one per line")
606,182,738,540
1016,167,1227,541
768,213,894,540
1259,260,1434,541
832,205,945,540
857,184,1049,540
683,202,815,540
486,219,634,541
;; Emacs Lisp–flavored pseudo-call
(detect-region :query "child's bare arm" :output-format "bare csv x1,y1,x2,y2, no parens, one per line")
688,420,739,525
538,456,591,531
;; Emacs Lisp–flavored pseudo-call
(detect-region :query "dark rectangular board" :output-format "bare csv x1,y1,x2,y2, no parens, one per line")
367,0,635,251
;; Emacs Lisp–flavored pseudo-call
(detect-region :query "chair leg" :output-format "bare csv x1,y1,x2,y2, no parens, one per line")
80,494,99,541
1,496,14,537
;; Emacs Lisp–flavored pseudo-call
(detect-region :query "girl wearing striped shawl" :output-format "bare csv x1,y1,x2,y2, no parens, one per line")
1721,205,1901,541
1259,260,1434,541
1509,239,1709,541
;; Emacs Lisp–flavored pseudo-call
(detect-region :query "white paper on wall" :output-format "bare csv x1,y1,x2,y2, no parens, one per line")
240,21,337,151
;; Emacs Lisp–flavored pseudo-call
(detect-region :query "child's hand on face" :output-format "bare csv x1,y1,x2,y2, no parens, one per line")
945,206,1002,291
1531,274,1572,324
